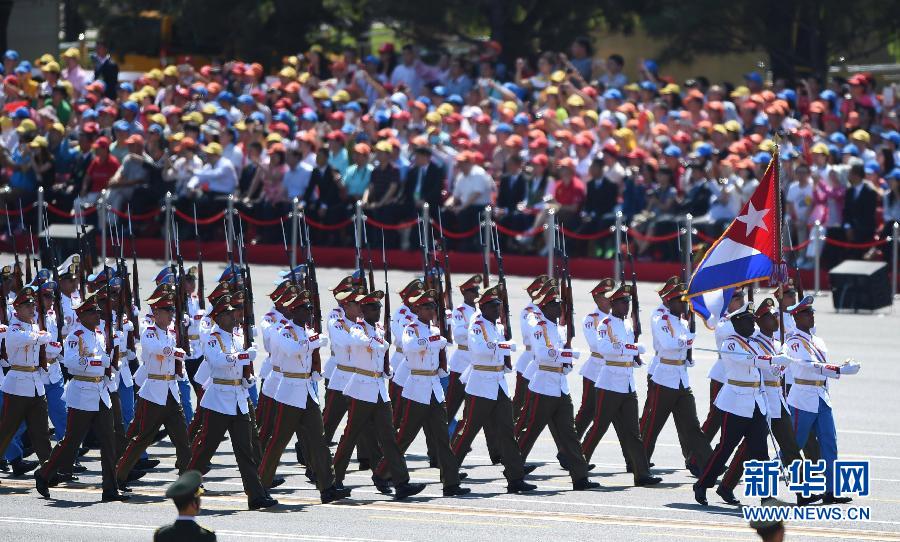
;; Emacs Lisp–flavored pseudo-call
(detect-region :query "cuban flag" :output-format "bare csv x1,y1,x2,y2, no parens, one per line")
686,156,780,329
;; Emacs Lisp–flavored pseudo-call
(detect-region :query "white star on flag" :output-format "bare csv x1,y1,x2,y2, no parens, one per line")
736,201,769,236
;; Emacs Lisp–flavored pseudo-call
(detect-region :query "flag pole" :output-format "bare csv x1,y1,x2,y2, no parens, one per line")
774,134,785,344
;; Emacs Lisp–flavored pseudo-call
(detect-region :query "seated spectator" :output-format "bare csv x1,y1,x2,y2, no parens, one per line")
342,143,373,201
400,145,445,249
364,140,401,247
578,157,620,257
107,133,152,221
445,151,494,250
305,147,349,245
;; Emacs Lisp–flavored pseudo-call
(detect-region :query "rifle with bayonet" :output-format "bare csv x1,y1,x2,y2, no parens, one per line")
42,215,65,347
125,206,141,341
35,269,49,371
557,226,575,348
192,204,205,309
436,207,454,318
301,213,322,375
170,215,187,376
19,201,32,284
677,219,694,363
479,209,490,287
420,204,450,372
490,219,514,368
237,218,256,381
381,229,391,375
362,218,376,293
4,204,23,291
353,208,368,292
623,226,642,365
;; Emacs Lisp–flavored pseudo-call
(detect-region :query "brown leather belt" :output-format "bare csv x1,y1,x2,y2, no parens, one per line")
660,358,686,366
590,352,603,358
283,371,312,379
764,380,780,388
354,368,382,378
9,365,37,373
605,360,634,367
472,364,503,372
727,379,760,388
395,346,403,354
272,366,282,373
456,345,469,351
336,364,356,373
72,375,104,383
410,369,438,376
189,335,199,340
794,378,825,387
213,378,242,386
538,364,564,373
147,374,176,381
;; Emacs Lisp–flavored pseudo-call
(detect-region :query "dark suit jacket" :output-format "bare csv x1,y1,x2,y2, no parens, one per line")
154,519,216,542
582,177,618,217
94,57,119,100
305,164,343,206
842,181,878,239
496,171,529,212
401,161,444,212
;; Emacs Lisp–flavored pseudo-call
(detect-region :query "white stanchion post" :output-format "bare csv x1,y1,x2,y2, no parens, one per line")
290,197,299,270
813,220,823,296
547,209,556,276
613,211,623,281
164,192,173,265
99,190,108,264
483,206,492,279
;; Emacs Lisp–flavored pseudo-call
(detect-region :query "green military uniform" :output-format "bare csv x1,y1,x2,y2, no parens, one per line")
154,470,216,542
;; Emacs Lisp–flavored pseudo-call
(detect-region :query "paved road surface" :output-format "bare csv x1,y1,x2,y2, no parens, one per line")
2,259,898,541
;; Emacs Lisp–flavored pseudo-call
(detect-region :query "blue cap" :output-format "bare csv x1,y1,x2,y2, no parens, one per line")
277,265,307,279
827,144,841,157
4,50,19,61
82,109,98,120
639,81,657,92
777,89,796,103
752,151,772,165
217,264,240,283
249,111,266,123
744,71,763,84
148,123,164,134
113,119,130,131
692,143,714,158
321,99,332,109
781,148,799,160
663,144,682,158
12,107,30,119
374,111,390,125
503,82,526,101
363,55,379,65
122,101,139,113
214,108,229,119
447,94,464,106
828,132,847,145
341,123,356,134
841,143,859,157
753,113,769,127
496,123,513,134
886,168,900,181
432,85,447,97
343,101,362,113
643,59,658,75
884,130,900,146
87,268,111,284
119,82,134,93
237,94,254,106
191,86,208,98
513,113,530,126
301,111,318,123
819,90,837,101
864,160,880,175
155,268,174,285
416,96,432,107
273,110,293,123
217,91,235,103
603,88,623,101
14,62,30,74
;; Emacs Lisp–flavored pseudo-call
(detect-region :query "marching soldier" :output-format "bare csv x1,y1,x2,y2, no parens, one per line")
388,278,423,423
511,275,550,422
716,298,818,506
639,278,710,475
256,280,295,453
115,290,192,490
699,288,746,441
333,289,427,499
35,293,128,501
180,266,205,424
446,275,481,421
575,279,616,438
0,288,61,476
257,289,351,503
693,302,774,506
581,284,661,487
154,470,216,542
784,296,860,505
450,285,536,493
36,278,68,452
185,294,277,510
515,287,599,490
371,289,469,497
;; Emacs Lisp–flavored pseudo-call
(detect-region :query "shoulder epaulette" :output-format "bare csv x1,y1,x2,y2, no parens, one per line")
601,317,611,325
74,329,84,336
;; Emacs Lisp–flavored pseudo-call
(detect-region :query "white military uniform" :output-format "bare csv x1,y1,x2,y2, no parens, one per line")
61,323,112,411
513,304,540,376
749,330,790,418
649,306,694,390
594,314,646,393
258,306,286,382
271,322,325,409
580,308,607,384
343,320,390,403
325,313,356,394
707,317,735,384
2,315,61,397
461,315,514,400
322,306,345,380
400,316,446,405
713,334,772,418
136,323,181,406
389,304,416,387
784,329,840,414
528,316,577,397
448,303,476,375
199,323,254,415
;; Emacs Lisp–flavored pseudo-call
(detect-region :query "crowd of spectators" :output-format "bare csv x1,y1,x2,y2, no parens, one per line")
0,38,898,267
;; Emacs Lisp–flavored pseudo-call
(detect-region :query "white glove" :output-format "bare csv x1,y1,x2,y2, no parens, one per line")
45,341,62,358
560,348,581,360
316,336,329,349
839,361,861,375
238,347,257,364
34,330,51,345
497,341,517,353
174,348,186,360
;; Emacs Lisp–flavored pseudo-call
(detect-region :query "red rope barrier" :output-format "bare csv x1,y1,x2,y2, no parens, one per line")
304,216,353,231
559,227,614,241
494,222,541,237
785,239,812,252
365,217,419,230
237,211,284,227
173,209,226,225
108,206,162,221
627,229,680,243
823,237,887,249
46,203,96,217
0,202,35,215
428,220,479,239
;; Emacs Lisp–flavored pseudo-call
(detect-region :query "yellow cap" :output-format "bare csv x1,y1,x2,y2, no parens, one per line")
713,123,727,135
201,103,217,115
29,135,48,148
234,121,247,131
660,83,680,95
550,70,566,83
850,129,870,143
623,83,639,92
425,111,442,124
811,142,830,155
502,100,518,113
730,85,750,98
374,140,393,153
50,122,65,133
61,47,80,60
163,65,178,77
724,120,741,133
149,113,167,126
582,110,598,122
36,53,55,66
265,132,283,143
544,85,559,96
202,142,223,155
170,131,185,142
181,111,203,124
279,66,298,79
284,55,300,67
147,68,164,81
332,89,350,103
298,72,310,84
759,139,776,152
566,94,584,107
16,119,36,133
42,61,60,73
436,103,454,116
312,88,330,100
